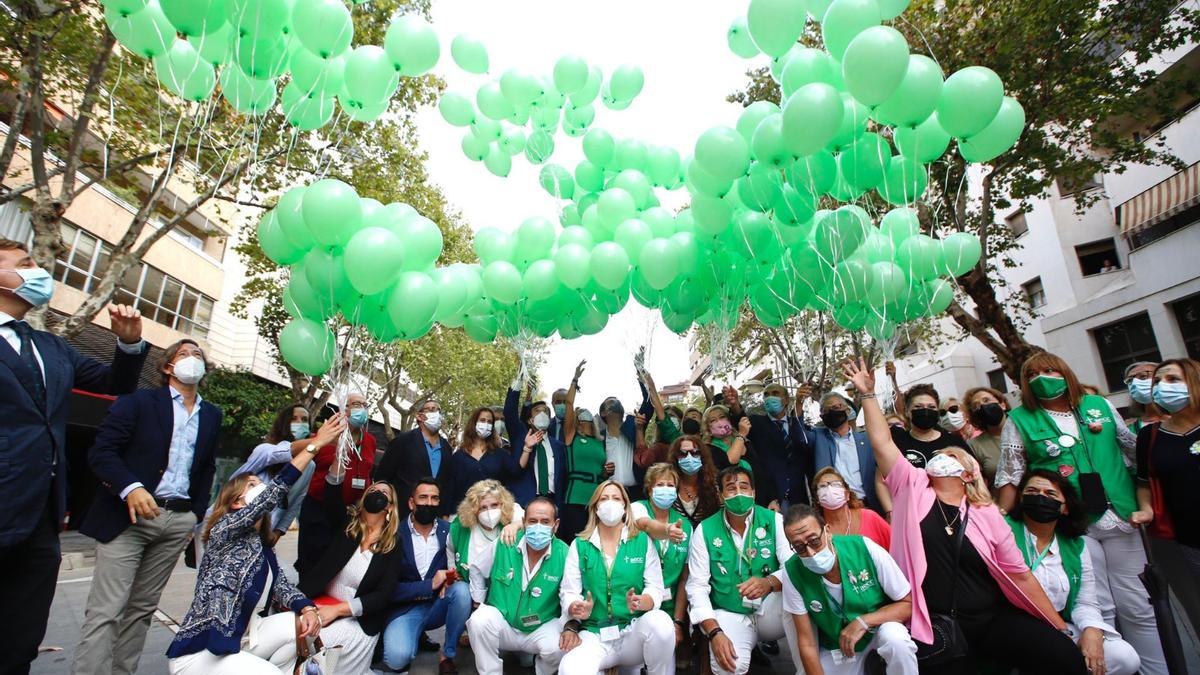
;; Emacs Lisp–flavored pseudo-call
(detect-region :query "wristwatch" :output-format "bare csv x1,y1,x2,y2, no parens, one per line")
305,443,318,455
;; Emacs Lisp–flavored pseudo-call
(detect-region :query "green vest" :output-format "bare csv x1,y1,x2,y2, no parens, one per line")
1008,395,1136,521
783,535,888,652
484,534,568,633
636,500,693,615
565,435,607,506
576,532,650,632
699,506,781,615
1007,518,1084,621
449,518,472,582
710,438,752,472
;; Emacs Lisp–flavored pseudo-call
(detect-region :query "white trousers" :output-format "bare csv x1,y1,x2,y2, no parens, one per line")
317,614,377,675
167,612,296,675
466,604,563,675
559,610,676,675
1066,622,1140,675
810,622,918,675
1084,527,1166,675
710,593,800,675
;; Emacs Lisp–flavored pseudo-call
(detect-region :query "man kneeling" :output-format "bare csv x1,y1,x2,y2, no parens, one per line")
781,504,917,675
465,496,567,675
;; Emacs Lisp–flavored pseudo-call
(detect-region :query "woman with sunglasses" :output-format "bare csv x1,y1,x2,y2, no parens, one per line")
812,467,891,550
666,435,720,528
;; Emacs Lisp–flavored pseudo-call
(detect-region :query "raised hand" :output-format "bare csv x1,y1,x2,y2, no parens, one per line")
634,412,647,429
525,429,545,449
842,357,876,395
667,519,685,543
737,415,752,437
795,383,813,402
568,591,594,620
722,385,739,406
314,412,348,446
108,304,142,344
574,359,587,382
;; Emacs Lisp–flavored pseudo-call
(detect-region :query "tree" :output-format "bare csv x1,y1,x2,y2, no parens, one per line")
199,367,293,459
730,0,1200,380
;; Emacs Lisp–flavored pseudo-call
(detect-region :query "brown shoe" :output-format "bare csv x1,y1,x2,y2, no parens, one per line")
438,658,458,674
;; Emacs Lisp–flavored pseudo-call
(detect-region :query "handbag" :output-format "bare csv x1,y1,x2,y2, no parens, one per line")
916,500,971,665
1144,424,1176,540
293,635,341,675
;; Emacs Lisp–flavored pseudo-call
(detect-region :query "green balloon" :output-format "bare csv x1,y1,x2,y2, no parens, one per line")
729,210,776,261
554,243,592,289
464,311,499,344
190,21,235,66
737,101,782,143
822,0,882,60
292,0,352,58
106,2,174,59
471,116,501,142
872,54,943,127
500,68,544,107
878,156,928,205
517,217,556,259
301,247,350,305
161,0,226,36
302,179,361,247
780,48,838,98
396,215,443,270
841,26,910,106
827,93,869,151
451,33,489,74
279,318,335,375
384,14,440,76
814,206,870,262
896,234,941,280
747,0,807,57
461,132,490,162
613,138,648,172
609,64,644,101
865,315,898,341
833,303,870,331
572,160,603,193
880,208,920,245
559,225,594,249
782,83,844,156
838,132,890,190
831,259,871,305
784,150,837,197
290,49,345,97
641,207,676,238
225,0,290,35
275,187,314,249
773,184,816,226
937,66,1004,138
154,40,216,101
525,131,555,164
630,269,664,308
866,261,907,306
281,82,335,130
344,227,404,295
499,124,526,155
940,231,982,277
590,242,631,290
257,211,304,265
473,227,515,264
598,188,637,230
959,96,1025,163
539,164,575,199
691,193,733,237
477,81,515,120
564,103,595,129
438,91,475,127
234,32,289,80
646,146,682,187
387,271,439,334
611,170,653,209
582,129,615,168
483,261,522,304
484,146,512,177
738,162,784,212
894,114,952,163
553,55,589,95
284,269,332,320
615,219,653,259
695,126,751,181
523,260,559,301
925,278,954,314
751,113,792,168
686,159,734,199
343,45,398,106
570,66,604,105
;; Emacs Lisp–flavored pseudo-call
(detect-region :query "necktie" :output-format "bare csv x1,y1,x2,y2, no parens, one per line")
775,418,788,441
10,320,45,405
536,440,550,495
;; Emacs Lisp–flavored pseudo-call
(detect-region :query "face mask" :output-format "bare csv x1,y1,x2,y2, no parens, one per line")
681,418,702,435
651,486,677,509
524,523,553,550
596,500,625,527
362,490,390,514
290,422,310,440
971,403,1005,428
493,420,506,437
553,403,567,418
668,415,682,430
820,410,848,429
478,507,502,529
1128,377,1153,405
910,407,940,430
0,267,54,307
1030,374,1068,401
413,504,438,525
678,455,702,475
349,409,369,428
172,355,206,385
801,542,837,575
940,410,965,431
710,420,733,436
925,453,965,478
533,412,551,430
723,493,754,516
475,422,494,438
422,411,442,431
764,396,784,416
817,484,848,510
578,411,594,424
1020,493,1063,524
242,482,268,506
1153,382,1190,413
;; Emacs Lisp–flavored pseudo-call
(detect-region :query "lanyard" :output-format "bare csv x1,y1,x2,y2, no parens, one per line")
724,519,754,577
1023,531,1054,571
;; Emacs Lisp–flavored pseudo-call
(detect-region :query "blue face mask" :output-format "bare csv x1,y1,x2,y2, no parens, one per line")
678,455,703,475
651,486,677,509
1128,378,1153,405
349,409,369,428
1153,382,1190,413
524,523,554,550
290,422,310,440
2,267,54,307
801,544,837,574
764,396,784,416
553,403,567,418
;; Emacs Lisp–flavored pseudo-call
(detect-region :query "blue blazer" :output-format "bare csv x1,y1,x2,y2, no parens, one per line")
0,329,146,547
391,516,451,606
81,386,221,543
503,387,567,507
804,425,882,513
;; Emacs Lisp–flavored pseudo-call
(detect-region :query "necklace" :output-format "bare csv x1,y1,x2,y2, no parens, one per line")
935,501,960,536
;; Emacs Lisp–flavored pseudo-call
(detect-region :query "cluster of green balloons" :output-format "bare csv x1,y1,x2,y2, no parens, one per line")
102,0,438,127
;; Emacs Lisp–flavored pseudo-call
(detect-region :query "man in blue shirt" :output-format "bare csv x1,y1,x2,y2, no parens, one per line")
375,399,454,518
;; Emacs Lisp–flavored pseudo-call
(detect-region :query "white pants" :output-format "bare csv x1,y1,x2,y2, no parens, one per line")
559,610,676,675
810,622,917,675
1085,526,1166,675
1066,622,1140,675
167,612,296,675
318,614,377,675
710,593,800,675
466,604,563,675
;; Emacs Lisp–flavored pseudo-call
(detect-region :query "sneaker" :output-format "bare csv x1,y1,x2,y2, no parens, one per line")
418,632,440,652
438,658,458,674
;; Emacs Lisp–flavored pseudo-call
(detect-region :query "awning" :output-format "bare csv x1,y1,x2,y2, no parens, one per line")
1117,161,1200,236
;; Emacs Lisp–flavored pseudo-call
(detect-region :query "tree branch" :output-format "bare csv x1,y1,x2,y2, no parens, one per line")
0,62,31,184
56,32,116,204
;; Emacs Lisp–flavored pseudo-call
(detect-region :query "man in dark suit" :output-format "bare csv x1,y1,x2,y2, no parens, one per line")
804,392,882,513
374,399,454,518
380,478,471,674
0,238,147,674
73,339,221,675
727,383,815,508
503,382,566,509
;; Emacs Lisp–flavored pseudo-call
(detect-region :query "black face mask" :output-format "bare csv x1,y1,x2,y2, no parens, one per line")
681,418,702,435
363,491,390,514
1020,493,1063,524
413,504,438,525
971,403,1005,428
821,410,848,429
910,408,940,430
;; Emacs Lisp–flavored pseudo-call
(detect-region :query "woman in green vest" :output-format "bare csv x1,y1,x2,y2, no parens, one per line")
630,463,694,656
995,352,1164,674
1008,469,1141,675
558,480,675,675
448,479,521,597
562,371,610,541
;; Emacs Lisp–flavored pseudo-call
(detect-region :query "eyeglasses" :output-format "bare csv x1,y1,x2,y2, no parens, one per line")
791,535,826,556
346,402,367,410
816,480,845,490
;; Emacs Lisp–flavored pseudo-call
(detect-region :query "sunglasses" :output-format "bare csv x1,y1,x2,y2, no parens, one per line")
678,448,701,457
940,405,960,414
791,534,826,556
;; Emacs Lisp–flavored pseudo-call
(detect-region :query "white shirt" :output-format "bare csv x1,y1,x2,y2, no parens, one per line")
409,517,442,578
831,429,865,497
121,385,202,500
533,438,556,494
605,432,636,487
780,537,911,616
328,546,373,617
560,525,666,618
685,510,793,625
469,534,555,605
1023,535,1113,635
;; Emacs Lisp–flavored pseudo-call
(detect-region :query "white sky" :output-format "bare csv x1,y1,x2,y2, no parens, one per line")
413,0,755,410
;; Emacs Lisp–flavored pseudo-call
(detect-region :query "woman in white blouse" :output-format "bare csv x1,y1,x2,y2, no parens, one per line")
447,480,523,604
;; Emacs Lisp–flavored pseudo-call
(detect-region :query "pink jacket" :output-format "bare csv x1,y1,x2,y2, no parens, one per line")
884,457,1056,643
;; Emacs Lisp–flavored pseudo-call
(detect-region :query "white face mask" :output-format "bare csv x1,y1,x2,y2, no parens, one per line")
494,420,506,437
475,422,494,439
478,507,502,530
172,355,206,385
596,500,625,527
533,411,551,430
926,453,965,479
940,410,965,431
242,482,267,507
423,411,442,431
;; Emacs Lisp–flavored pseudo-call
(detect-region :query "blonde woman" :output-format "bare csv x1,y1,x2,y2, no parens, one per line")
559,480,676,675
298,479,403,674
448,479,523,602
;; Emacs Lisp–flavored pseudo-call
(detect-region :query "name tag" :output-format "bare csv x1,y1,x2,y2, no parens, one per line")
830,649,858,665
520,614,540,628
742,595,764,614
351,478,366,489
599,624,621,642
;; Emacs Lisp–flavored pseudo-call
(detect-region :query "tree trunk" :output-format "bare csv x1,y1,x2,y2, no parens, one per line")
948,266,1042,382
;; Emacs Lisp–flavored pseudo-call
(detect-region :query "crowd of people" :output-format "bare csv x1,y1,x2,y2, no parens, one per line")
1,237,1198,675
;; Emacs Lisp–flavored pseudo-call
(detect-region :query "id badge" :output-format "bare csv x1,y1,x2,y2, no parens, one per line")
519,614,540,628
351,477,366,490
742,595,764,614
599,624,621,642
830,649,857,665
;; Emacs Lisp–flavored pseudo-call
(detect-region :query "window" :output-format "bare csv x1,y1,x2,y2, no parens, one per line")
1006,211,1028,238
1129,201,1200,250
1022,277,1046,309
1173,294,1200,360
987,368,1008,394
1092,313,1162,391
1075,238,1121,276
1056,174,1103,197
53,223,112,293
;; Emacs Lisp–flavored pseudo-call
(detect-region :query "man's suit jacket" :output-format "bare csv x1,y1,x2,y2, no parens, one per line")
503,387,567,507
391,516,451,607
742,413,814,505
81,386,221,543
803,425,882,513
375,427,454,517
0,331,146,547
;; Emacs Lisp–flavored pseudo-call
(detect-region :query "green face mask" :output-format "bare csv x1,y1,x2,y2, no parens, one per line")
724,494,754,516
1030,375,1068,401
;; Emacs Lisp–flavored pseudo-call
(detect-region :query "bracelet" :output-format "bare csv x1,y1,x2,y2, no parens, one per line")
705,626,724,640
859,393,876,400
856,616,873,632
674,619,688,628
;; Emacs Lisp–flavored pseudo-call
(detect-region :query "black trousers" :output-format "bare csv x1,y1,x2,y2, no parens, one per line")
0,499,61,675
919,606,1087,675
560,504,588,542
295,495,332,574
